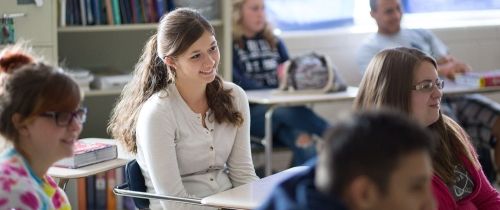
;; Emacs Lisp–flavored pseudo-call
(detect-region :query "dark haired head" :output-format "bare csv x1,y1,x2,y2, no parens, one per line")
316,110,435,196
0,46,81,143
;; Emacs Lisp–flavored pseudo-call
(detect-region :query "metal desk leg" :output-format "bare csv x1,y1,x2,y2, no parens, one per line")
264,106,276,176
58,178,69,190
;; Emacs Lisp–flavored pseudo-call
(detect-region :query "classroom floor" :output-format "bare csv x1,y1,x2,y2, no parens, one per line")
252,149,293,177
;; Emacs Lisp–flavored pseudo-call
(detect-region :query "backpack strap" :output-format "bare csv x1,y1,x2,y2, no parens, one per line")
278,59,292,91
318,52,335,92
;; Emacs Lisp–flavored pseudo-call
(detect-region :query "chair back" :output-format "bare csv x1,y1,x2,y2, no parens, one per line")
115,160,203,208
125,160,150,208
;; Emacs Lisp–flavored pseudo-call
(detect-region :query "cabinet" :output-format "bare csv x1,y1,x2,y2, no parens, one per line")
57,0,233,138
0,1,58,63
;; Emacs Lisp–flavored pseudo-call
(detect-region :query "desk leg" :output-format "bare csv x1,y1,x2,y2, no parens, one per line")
58,178,69,190
264,106,275,176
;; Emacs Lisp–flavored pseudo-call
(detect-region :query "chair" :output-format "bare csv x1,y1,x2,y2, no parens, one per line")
114,160,202,209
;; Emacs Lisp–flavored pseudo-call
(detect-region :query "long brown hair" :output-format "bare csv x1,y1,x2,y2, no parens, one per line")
0,45,81,144
232,0,277,49
108,8,243,154
354,47,479,185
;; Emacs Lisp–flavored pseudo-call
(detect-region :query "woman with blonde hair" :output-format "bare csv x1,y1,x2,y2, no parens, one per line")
108,8,258,209
232,0,330,167
354,47,500,209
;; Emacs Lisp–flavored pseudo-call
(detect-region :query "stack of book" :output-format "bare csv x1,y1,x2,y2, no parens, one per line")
66,69,94,91
91,74,133,90
54,141,118,168
455,70,500,88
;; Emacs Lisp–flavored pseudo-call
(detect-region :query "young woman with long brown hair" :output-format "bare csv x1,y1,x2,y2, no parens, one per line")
108,8,258,210
354,47,500,209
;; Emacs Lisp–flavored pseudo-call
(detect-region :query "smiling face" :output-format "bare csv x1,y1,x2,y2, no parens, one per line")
18,107,83,165
240,0,266,37
168,31,220,85
371,0,402,35
410,61,442,126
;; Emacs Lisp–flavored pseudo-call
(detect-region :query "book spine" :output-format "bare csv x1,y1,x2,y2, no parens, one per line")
86,175,96,209
91,0,101,25
455,75,482,88
140,0,149,23
59,0,67,27
95,172,108,209
106,169,117,210
130,0,138,23
483,76,500,87
119,0,128,24
112,0,122,24
105,0,114,25
73,0,81,25
86,0,94,24
77,178,87,210
66,0,74,25
166,0,174,12
115,167,124,209
79,0,87,25
123,0,133,24
156,0,166,19
148,0,158,22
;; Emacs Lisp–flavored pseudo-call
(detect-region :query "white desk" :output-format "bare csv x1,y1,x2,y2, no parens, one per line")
201,166,309,209
246,87,358,176
247,85,500,176
48,138,131,189
441,81,500,96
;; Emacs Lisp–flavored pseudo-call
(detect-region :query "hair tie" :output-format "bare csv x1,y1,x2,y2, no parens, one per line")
0,51,35,74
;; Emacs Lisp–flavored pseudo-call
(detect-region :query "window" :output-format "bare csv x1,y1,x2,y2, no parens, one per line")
265,0,354,31
265,0,500,32
402,0,500,13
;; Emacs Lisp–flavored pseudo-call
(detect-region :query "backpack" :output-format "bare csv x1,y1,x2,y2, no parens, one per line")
278,52,347,93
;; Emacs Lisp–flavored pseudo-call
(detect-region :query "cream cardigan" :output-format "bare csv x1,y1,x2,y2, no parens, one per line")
136,82,259,209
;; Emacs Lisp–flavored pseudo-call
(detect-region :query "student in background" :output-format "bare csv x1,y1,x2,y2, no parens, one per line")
357,0,500,181
0,45,85,209
108,8,259,210
232,0,330,167
258,111,436,210
355,47,500,209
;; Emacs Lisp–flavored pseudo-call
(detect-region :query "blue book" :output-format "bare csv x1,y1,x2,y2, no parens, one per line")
66,0,74,25
119,0,128,24
166,0,174,11
91,0,102,25
86,0,94,25
122,0,133,24
73,0,82,25
95,172,107,209
86,175,96,209
155,0,166,20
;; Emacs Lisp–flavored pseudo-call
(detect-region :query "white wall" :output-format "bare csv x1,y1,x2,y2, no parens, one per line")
279,24,500,123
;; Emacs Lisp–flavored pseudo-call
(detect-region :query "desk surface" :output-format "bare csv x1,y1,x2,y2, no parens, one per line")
48,138,130,179
246,84,500,105
48,158,128,179
441,82,500,95
246,87,359,105
201,166,309,210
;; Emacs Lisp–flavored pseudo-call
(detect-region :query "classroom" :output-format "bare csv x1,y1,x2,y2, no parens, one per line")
1,0,500,209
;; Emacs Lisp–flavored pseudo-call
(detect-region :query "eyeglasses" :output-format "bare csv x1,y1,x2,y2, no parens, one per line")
412,79,444,92
39,107,87,127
